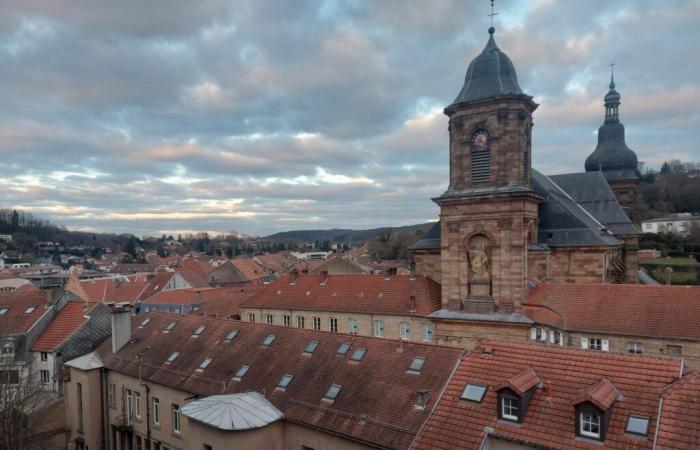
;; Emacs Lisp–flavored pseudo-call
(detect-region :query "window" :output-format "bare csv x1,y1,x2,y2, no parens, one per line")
109,384,116,407
347,318,359,335
336,342,351,355
552,330,563,346
135,392,141,419
139,318,151,327
324,384,342,401
313,316,321,331
277,374,293,389
1,342,14,356
163,322,176,333
234,365,250,380
422,324,433,342
580,411,601,439
126,389,133,422
407,357,426,374
77,382,84,432
667,345,682,356
153,398,160,425
0,308,7,316
296,315,305,328
40,369,50,384
40,352,48,361
283,315,291,327
165,352,179,364
197,357,212,371
461,383,487,403
247,312,255,322
589,338,602,351
262,334,276,346
400,322,411,340
173,307,181,314
304,340,319,354
265,313,273,325
172,404,181,433
628,342,643,354
24,305,36,314
329,318,338,333
192,325,206,337
224,330,239,343
351,347,366,361
501,397,519,421
373,320,384,337
626,415,650,436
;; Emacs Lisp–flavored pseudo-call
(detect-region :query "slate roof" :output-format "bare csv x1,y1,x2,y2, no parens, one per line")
97,312,462,449
412,340,683,450
523,283,700,340
241,274,442,317
0,290,49,334
32,301,90,352
407,222,441,251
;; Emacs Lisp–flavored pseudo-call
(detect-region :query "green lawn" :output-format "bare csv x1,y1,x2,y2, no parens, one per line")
640,257,699,267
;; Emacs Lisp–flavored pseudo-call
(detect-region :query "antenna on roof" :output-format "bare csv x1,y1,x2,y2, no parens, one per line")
487,0,498,33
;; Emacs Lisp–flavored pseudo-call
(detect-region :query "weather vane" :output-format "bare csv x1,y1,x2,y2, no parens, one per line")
488,0,498,28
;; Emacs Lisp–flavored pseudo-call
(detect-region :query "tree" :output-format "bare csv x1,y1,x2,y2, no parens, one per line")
10,210,19,232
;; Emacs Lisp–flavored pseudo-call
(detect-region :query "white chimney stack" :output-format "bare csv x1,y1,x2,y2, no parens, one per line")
109,302,132,354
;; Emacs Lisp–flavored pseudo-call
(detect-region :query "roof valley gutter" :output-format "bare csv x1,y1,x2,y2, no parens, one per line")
408,349,465,449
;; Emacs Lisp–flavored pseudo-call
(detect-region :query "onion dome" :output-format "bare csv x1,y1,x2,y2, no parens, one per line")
451,27,523,105
585,73,639,178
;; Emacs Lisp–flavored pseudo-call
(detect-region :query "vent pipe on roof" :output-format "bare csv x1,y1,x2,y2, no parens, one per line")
109,302,132,354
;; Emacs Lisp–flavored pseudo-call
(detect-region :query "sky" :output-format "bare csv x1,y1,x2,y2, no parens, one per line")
1,0,699,237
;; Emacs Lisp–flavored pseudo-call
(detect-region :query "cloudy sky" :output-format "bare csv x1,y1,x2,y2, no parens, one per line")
1,0,699,237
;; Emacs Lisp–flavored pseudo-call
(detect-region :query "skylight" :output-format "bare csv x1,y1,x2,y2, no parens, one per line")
192,325,206,337
277,374,294,389
0,307,8,316
262,335,276,346
234,364,250,380
163,322,176,332
165,352,179,364
461,383,488,403
324,383,342,401
336,342,351,355
407,357,426,374
197,357,212,371
24,306,36,314
350,348,366,361
224,330,239,343
139,318,151,327
304,340,319,354
626,415,650,436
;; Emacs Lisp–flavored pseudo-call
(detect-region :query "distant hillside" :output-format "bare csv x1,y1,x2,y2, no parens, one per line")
264,223,434,245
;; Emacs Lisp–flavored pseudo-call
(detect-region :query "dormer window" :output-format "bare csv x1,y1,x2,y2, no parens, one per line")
495,368,541,424
573,378,619,442
580,411,601,439
500,396,520,421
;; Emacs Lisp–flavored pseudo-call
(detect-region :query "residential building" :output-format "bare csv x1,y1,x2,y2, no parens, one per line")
641,213,700,236
140,285,262,317
240,272,441,343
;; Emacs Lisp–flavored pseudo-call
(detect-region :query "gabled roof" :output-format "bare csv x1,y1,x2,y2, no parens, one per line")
572,378,620,411
655,372,700,449
96,312,462,450
65,351,103,370
207,261,249,285
194,285,265,318
181,392,283,431
231,259,268,281
524,283,700,340
241,274,441,317
496,367,541,397
178,259,214,279
32,301,90,352
0,290,49,334
412,340,682,450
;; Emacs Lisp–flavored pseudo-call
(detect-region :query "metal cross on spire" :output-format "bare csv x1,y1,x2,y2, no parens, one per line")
609,62,616,89
488,0,498,28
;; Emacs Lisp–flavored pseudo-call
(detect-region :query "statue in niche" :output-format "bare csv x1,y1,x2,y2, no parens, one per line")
468,236,490,280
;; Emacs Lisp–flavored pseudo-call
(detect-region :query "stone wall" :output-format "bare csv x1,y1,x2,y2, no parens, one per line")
413,251,441,283
433,320,530,350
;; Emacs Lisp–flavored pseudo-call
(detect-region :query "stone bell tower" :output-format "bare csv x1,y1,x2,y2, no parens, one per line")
435,26,542,315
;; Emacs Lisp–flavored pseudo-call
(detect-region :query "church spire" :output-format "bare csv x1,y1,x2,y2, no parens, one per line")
604,64,621,123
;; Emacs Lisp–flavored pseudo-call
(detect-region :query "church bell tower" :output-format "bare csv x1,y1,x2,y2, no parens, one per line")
435,25,542,315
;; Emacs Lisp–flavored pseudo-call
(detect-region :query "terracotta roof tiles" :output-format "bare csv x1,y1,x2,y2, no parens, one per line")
496,367,541,397
32,301,90,352
573,378,620,411
0,290,49,334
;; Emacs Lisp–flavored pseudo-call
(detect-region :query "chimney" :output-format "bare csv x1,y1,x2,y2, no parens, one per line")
408,295,416,313
415,390,429,410
196,290,203,301
320,270,329,285
290,269,299,285
109,302,132,354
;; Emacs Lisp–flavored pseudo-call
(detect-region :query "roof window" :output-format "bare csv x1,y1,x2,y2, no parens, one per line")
0,307,8,315
262,335,276,346
233,364,249,380
192,325,206,337
336,342,351,355
626,415,650,436
350,347,366,361
324,383,342,401
165,352,179,364
163,321,176,333
277,374,293,389
24,306,36,314
139,318,151,328
197,357,212,371
461,383,487,403
304,340,319,354
224,330,239,343
407,357,426,374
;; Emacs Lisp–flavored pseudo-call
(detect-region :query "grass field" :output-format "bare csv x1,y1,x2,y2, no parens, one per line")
640,257,699,284
641,257,699,267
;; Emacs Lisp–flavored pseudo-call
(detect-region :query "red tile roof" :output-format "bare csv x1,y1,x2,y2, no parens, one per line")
97,312,462,449
177,259,214,279
656,372,700,449
412,340,683,450
573,379,620,411
0,290,49,334
495,367,541,397
70,277,150,303
32,301,90,352
194,285,265,318
231,258,268,281
242,274,441,317
524,283,700,340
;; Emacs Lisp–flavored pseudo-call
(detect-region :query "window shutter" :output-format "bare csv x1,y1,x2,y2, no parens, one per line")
602,340,609,352
549,331,555,343
530,328,537,340
581,337,588,349
540,328,547,341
